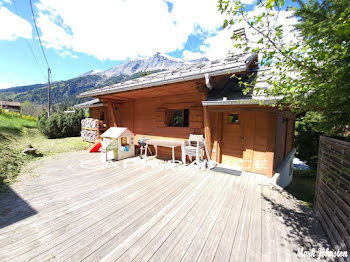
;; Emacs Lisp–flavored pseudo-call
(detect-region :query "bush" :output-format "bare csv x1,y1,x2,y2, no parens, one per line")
294,112,323,169
0,109,37,121
37,109,85,139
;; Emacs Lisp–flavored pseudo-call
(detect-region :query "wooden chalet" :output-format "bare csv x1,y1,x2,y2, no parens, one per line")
78,53,295,178
0,100,21,112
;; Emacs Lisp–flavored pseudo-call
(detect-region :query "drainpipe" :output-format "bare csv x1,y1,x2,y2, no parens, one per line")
205,73,213,90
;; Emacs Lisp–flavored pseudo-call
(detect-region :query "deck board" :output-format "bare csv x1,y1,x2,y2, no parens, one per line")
0,152,333,262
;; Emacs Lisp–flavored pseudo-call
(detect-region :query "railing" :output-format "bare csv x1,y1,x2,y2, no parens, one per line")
314,136,350,258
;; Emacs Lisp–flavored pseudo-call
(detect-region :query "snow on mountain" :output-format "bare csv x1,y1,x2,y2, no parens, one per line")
78,52,209,79
78,69,103,77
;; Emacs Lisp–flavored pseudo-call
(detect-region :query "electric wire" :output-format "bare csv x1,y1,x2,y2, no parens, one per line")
12,0,46,81
29,0,50,70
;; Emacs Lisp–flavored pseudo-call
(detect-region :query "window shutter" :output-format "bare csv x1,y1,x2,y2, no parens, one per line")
189,109,203,129
155,108,166,128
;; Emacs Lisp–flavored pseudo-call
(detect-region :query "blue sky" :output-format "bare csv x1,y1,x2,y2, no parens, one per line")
0,0,295,88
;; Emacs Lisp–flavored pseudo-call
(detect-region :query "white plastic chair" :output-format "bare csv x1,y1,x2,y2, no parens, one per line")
182,134,205,165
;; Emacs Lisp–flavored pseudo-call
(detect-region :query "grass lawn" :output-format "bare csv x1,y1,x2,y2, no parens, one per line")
286,169,317,208
0,111,90,191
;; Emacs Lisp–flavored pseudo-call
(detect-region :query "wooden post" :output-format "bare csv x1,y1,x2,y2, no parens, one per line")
130,100,135,132
107,102,118,127
215,112,223,163
203,105,212,160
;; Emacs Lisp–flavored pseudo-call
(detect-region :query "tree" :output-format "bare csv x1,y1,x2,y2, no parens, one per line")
37,109,85,139
218,0,350,137
21,101,42,117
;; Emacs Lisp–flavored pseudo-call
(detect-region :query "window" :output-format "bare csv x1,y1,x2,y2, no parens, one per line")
228,114,239,123
166,109,189,127
121,136,129,146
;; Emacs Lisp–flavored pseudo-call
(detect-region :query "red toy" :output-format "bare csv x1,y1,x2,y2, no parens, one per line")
89,142,101,153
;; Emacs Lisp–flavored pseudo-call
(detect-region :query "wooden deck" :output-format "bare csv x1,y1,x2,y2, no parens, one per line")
0,152,333,262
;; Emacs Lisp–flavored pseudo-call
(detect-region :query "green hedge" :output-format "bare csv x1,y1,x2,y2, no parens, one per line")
37,109,85,139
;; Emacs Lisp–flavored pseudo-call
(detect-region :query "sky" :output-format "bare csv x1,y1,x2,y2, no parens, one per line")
0,0,297,89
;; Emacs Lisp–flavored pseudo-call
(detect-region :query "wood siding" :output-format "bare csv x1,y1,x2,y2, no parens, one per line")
315,136,350,257
92,86,294,177
221,112,244,168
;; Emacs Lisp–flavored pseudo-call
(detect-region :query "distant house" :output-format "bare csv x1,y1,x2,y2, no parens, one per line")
0,100,21,112
77,53,295,183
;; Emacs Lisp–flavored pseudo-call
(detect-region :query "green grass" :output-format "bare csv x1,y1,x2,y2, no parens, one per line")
286,168,317,208
0,113,36,135
0,111,90,192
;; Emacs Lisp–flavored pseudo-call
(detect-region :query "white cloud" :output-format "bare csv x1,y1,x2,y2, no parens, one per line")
0,82,12,89
2,0,12,4
182,50,205,60
35,0,225,60
0,7,32,40
197,8,298,60
59,50,78,59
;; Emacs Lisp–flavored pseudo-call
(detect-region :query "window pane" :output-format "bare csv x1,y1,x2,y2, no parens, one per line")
229,114,239,123
173,110,183,126
183,109,189,127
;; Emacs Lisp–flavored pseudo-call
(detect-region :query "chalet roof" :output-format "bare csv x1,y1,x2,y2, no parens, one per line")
78,53,258,98
202,67,280,106
0,100,21,107
100,127,135,139
73,99,103,109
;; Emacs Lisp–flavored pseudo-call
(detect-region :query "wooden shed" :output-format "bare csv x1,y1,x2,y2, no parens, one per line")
78,53,295,178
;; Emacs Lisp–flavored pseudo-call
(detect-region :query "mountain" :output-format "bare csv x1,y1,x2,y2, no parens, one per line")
0,53,208,106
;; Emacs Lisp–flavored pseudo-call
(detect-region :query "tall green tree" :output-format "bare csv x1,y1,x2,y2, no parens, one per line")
219,0,350,136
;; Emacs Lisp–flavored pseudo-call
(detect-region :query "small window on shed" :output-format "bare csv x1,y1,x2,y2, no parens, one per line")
228,114,239,123
166,109,189,127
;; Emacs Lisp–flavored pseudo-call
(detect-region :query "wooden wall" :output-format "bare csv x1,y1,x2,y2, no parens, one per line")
92,93,294,177
108,92,204,160
243,111,276,177
314,136,350,256
273,113,295,170
207,106,288,177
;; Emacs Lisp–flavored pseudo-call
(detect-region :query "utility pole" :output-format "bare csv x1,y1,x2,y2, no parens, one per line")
48,68,51,116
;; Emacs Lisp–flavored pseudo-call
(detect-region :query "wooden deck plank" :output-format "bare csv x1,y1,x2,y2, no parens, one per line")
115,170,224,262
245,174,262,262
180,175,236,262
148,173,229,262
213,173,251,262
0,163,147,233
0,152,333,262
0,165,162,235
77,168,209,262
197,173,244,262
229,173,256,262
270,184,294,262
261,177,277,262
132,173,227,262
3,167,196,261
164,175,230,261
1,166,174,253
97,170,216,262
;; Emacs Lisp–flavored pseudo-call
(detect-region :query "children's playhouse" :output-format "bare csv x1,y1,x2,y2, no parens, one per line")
100,127,135,161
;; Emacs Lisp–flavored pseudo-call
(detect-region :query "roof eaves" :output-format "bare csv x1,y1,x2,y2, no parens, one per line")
78,54,256,98
201,96,280,106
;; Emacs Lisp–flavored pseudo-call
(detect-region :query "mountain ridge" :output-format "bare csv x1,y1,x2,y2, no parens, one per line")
0,53,208,106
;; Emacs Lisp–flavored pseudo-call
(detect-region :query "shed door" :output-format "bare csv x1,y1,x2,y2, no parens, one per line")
221,112,244,167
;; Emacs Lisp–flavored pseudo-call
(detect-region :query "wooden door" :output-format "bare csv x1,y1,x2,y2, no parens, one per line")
243,111,276,177
221,112,244,167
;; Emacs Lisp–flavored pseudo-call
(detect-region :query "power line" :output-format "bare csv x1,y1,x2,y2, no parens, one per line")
12,0,46,80
29,0,52,116
29,0,50,69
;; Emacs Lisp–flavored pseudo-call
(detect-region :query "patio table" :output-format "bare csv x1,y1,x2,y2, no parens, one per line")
145,140,183,163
